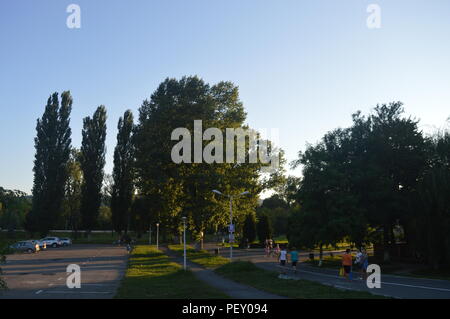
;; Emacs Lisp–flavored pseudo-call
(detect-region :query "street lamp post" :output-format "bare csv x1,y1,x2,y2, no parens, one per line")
156,222,160,250
182,217,187,270
212,190,249,261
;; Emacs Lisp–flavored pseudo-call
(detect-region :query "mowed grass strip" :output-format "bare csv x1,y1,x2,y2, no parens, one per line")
115,245,228,298
215,261,385,299
168,244,229,269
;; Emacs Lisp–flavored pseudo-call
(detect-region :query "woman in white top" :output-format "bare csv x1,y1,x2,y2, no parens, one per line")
279,247,288,266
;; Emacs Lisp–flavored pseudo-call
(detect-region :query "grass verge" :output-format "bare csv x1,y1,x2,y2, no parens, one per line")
115,245,228,298
215,261,385,299
168,244,229,269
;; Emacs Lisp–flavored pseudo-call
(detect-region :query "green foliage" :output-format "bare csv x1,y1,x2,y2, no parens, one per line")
289,102,450,268
256,214,273,242
409,131,450,269
111,110,135,234
115,245,227,298
133,76,284,240
257,194,292,237
28,91,72,236
60,148,82,231
80,106,107,232
0,188,31,232
242,213,257,244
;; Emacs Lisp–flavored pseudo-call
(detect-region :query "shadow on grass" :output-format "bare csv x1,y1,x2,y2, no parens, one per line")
115,245,228,299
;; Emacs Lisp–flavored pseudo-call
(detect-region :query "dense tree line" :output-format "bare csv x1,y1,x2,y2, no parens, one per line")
133,76,284,246
0,187,31,232
287,102,450,269
25,92,108,237
22,77,283,243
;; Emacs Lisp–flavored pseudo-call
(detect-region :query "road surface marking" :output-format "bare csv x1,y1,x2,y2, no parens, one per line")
381,281,450,292
290,267,450,293
35,290,43,294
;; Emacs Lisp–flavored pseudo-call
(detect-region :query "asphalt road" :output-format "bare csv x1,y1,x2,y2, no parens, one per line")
0,244,128,299
205,244,450,299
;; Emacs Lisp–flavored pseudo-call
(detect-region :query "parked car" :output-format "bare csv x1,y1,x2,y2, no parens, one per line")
40,237,62,248
10,241,40,253
60,238,72,246
31,239,47,250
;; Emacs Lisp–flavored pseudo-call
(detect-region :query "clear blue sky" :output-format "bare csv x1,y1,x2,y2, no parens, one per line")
1,0,449,194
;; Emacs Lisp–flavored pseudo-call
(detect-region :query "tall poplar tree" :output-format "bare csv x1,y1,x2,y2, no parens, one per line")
111,110,134,234
80,106,107,234
29,91,72,236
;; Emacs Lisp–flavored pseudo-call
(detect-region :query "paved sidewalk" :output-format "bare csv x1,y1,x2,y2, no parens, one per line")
161,246,286,299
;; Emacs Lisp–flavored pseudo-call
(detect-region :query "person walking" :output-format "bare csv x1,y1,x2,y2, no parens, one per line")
361,248,369,280
355,248,363,279
342,249,353,280
289,247,299,272
279,246,288,267
274,243,281,259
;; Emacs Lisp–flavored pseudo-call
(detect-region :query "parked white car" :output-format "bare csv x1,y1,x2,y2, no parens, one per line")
60,237,72,246
40,237,62,248
10,241,40,253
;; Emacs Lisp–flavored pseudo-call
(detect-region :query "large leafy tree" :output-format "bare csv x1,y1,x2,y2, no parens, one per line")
80,106,107,234
134,76,283,245
111,110,135,234
28,91,72,236
364,103,427,260
410,131,450,269
289,102,427,261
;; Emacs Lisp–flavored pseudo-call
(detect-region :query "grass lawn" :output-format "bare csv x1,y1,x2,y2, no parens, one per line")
407,268,450,281
168,244,229,269
215,261,385,299
115,245,228,298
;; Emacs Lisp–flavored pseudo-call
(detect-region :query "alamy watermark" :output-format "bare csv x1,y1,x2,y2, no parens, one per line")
66,264,81,289
366,263,381,288
171,120,280,172
66,4,81,29
367,4,381,29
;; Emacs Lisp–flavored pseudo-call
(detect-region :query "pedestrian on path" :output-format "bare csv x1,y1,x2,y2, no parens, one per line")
274,244,281,259
289,247,299,272
265,242,270,257
279,246,287,267
342,249,352,280
361,248,369,280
